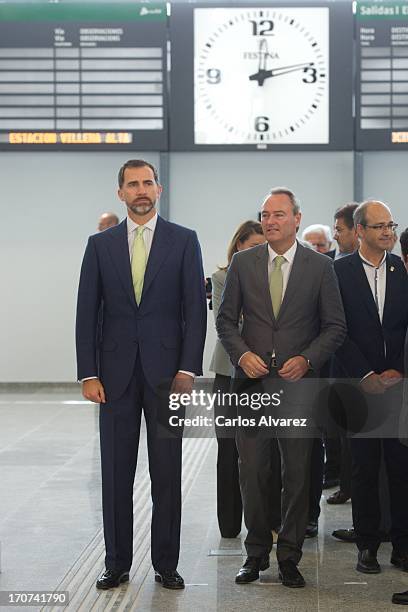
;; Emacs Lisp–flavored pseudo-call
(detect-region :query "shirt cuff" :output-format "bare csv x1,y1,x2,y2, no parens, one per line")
300,355,312,370
79,376,98,383
178,370,195,378
238,351,250,366
360,370,375,382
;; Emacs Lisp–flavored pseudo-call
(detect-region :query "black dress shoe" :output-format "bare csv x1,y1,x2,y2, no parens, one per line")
278,560,305,588
322,478,340,490
391,550,408,572
154,570,185,589
305,521,318,538
392,590,408,605
327,490,350,505
96,569,129,590
356,550,381,574
332,528,356,542
235,555,270,583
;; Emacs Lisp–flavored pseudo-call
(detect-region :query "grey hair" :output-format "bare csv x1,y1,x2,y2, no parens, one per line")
302,223,332,243
267,187,301,214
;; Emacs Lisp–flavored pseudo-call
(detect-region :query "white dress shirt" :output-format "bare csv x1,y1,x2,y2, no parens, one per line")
127,212,157,260
359,250,387,323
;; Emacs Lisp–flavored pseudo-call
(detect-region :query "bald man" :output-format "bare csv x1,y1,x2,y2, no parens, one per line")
334,200,408,575
98,212,119,232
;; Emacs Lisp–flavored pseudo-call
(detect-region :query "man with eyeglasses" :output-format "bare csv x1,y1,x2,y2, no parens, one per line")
333,200,408,588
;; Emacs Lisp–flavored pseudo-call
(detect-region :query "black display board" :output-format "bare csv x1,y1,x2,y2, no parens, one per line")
170,0,353,151
355,0,408,150
0,2,168,150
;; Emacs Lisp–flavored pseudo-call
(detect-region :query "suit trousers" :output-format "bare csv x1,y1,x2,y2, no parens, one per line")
326,383,352,496
350,437,408,553
99,353,182,572
234,375,313,563
237,429,312,563
309,437,324,523
213,374,243,538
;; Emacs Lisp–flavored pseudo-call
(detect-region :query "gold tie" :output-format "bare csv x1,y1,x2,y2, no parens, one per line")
131,225,146,305
269,255,285,317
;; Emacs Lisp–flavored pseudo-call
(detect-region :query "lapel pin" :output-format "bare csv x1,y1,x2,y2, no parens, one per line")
390,266,395,272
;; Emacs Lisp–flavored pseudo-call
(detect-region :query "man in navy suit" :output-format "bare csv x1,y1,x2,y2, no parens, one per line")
76,159,207,590
334,200,408,576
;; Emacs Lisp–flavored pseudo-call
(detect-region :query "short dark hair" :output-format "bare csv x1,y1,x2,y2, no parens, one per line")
400,227,408,260
268,186,300,214
118,159,159,188
334,202,358,230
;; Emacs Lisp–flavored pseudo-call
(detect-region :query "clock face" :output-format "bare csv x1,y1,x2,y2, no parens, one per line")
194,7,329,146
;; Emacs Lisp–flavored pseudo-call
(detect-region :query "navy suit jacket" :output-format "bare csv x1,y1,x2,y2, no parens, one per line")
76,216,207,401
334,252,408,379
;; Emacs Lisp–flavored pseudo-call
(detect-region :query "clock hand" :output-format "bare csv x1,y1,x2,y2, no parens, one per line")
257,38,269,73
249,62,314,87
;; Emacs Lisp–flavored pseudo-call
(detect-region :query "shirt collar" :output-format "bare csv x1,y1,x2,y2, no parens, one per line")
268,239,298,265
359,249,387,269
127,212,158,235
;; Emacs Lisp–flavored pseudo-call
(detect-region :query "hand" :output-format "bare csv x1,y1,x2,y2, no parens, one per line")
278,356,309,382
82,378,106,403
379,369,403,388
249,61,314,86
360,373,385,395
239,352,269,378
171,372,194,395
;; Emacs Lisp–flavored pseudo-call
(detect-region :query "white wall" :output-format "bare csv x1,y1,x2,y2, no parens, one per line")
0,151,157,382
2,149,407,381
362,152,408,227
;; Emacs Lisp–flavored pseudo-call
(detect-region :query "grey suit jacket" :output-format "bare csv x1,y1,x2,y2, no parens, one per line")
216,241,346,376
209,268,233,377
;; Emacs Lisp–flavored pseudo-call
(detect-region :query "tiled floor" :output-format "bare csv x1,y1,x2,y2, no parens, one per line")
0,389,407,611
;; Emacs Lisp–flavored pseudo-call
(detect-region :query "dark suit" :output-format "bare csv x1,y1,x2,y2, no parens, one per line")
334,251,408,552
76,216,206,572
217,241,346,563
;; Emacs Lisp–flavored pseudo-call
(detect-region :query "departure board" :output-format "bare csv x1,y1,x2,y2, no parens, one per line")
0,2,168,150
356,1,408,149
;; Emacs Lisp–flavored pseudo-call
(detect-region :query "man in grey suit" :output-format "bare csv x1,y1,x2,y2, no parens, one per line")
217,187,346,588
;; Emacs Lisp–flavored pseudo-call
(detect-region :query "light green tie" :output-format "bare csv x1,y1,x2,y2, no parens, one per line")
269,255,285,317
131,225,147,305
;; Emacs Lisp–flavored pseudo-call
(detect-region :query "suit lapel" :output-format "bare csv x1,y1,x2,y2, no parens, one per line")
349,252,381,323
106,219,137,310
383,254,397,324
255,244,274,323
140,216,173,303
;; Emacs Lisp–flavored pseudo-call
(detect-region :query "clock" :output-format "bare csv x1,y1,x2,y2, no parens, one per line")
194,7,329,145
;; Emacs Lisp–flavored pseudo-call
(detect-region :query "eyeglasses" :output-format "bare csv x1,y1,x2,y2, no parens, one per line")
362,222,398,232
